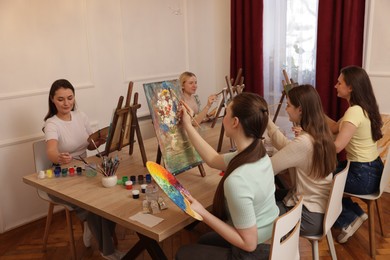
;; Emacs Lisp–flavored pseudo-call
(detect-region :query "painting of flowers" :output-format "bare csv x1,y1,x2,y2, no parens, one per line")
143,80,202,175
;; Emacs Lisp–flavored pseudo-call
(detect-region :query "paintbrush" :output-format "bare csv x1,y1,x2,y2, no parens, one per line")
169,89,202,128
91,139,104,158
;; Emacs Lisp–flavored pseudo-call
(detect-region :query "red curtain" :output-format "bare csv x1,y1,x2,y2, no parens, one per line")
315,0,366,120
230,1,263,95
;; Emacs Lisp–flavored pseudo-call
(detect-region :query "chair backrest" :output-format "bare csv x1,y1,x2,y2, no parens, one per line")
33,139,52,173
323,161,350,235
269,196,303,260
378,146,390,196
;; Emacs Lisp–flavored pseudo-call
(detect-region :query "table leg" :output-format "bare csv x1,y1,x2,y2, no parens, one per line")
122,232,168,260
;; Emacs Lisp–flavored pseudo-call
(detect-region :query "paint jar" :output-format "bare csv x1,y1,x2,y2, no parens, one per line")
61,168,68,177
122,176,129,186
138,175,144,184
76,167,83,176
46,169,53,178
145,174,152,183
132,190,140,199
38,170,45,179
102,175,118,188
125,181,133,190
68,167,75,177
145,184,159,203
54,166,61,178
130,175,136,184
140,184,147,193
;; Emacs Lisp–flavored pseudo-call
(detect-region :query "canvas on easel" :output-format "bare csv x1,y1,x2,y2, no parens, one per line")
143,80,203,175
89,82,147,166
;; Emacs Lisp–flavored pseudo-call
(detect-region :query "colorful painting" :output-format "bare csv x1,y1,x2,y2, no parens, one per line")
143,80,202,175
146,161,202,220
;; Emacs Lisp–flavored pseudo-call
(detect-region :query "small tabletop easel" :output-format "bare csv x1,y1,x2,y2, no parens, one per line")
212,68,245,152
272,70,298,123
93,82,147,166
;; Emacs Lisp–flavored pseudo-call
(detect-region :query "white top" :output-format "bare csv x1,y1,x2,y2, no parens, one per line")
267,120,332,213
44,111,92,158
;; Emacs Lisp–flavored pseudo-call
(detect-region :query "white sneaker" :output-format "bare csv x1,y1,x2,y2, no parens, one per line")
101,250,125,260
337,213,368,244
83,222,92,248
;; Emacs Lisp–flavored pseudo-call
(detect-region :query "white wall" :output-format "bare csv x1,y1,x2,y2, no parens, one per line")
364,0,390,114
0,0,230,233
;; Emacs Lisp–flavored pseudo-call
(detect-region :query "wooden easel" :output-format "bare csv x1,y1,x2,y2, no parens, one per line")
272,70,298,123
213,68,244,152
94,82,147,166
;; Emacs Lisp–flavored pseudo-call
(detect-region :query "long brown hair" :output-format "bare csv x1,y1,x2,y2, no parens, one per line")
288,85,337,178
44,79,76,121
212,93,269,220
341,66,383,141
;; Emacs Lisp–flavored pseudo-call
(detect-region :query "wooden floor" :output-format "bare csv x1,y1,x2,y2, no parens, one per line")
0,193,389,260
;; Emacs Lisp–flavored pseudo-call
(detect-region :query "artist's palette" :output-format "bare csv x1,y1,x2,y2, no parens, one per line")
146,161,203,221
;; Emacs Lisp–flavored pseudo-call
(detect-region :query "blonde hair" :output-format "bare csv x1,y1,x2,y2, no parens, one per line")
179,71,196,90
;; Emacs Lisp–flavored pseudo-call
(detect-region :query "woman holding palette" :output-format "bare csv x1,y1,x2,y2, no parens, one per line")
43,79,123,260
176,93,279,259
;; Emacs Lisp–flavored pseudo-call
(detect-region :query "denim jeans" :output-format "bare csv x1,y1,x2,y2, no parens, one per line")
334,157,384,228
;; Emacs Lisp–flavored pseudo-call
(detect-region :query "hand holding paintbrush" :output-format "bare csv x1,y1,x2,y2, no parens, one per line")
169,89,202,128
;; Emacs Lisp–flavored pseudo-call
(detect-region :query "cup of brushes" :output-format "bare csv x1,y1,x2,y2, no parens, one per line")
100,156,120,188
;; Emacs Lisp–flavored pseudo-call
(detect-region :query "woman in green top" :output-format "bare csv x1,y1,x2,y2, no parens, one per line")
176,92,279,260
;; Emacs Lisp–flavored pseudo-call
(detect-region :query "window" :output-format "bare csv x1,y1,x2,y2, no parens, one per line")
263,0,319,116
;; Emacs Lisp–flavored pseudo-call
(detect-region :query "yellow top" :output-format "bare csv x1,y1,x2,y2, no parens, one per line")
341,105,378,162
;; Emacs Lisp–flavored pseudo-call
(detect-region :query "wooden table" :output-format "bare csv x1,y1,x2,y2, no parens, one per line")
23,122,229,260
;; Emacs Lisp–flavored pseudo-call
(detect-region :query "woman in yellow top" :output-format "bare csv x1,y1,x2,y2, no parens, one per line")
327,66,384,244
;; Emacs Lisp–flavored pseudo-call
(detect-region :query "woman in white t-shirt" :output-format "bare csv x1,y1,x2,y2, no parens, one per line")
43,79,123,260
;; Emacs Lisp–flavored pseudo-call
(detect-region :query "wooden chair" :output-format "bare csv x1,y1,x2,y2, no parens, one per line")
269,196,303,260
301,161,350,260
32,140,78,260
344,147,390,259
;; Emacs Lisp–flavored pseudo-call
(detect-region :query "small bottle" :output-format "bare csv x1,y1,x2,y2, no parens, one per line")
46,169,53,178
38,170,45,179
145,184,159,202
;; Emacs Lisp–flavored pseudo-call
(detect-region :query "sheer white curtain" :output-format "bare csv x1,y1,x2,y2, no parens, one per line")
263,0,319,116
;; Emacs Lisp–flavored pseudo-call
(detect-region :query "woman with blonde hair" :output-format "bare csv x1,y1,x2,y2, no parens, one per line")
179,71,217,125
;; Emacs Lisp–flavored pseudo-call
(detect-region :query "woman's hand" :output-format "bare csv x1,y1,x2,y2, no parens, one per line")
292,125,303,137
207,94,217,107
185,193,208,217
58,152,72,164
180,101,195,127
